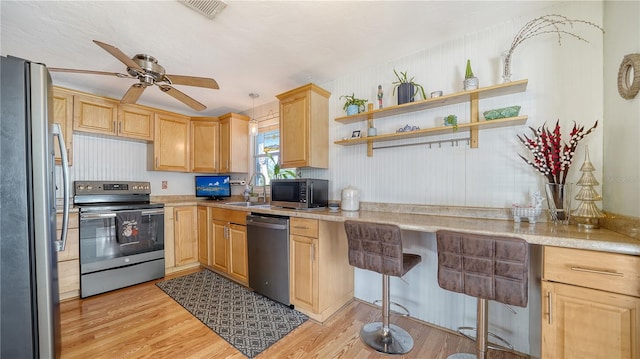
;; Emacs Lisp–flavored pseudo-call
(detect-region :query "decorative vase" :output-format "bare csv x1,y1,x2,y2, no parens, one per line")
501,50,512,83
463,77,479,91
545,183,572,224
397,83,415,105
346,104,359,116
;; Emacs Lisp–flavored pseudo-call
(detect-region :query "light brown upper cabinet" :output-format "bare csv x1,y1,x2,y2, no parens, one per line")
73,93,118,135
72,92,153,141
277,83,330,168
218,113,249,173
190,117,220,173
117,104,154,141
52,88,74,166
149,111,191,172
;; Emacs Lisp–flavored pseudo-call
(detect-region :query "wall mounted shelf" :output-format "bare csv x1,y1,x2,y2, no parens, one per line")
334,79,528,156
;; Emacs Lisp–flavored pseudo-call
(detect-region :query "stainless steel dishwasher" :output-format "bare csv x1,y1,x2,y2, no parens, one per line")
246,213,290,306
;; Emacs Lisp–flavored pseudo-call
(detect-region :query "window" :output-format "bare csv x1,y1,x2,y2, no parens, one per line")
253,128,295,186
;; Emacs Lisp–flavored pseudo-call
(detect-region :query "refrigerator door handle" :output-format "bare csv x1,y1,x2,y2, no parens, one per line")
52,123,69,252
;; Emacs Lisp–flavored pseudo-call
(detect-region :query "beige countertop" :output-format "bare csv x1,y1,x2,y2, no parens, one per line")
155,196,640,256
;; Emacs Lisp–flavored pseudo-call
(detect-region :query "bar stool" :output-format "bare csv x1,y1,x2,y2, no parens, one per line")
436,230,529,359
344,220,422,354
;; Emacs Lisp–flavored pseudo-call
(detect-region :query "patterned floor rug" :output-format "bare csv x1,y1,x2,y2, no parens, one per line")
156,269,308,358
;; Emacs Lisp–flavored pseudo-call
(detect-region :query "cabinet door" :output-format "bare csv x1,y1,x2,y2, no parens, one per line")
228,223,248,285
118,104,154,141
164,207,175,269
279,93,309,168
218,113,249,173
174,206,197,266
73,93,118,135
290,234,318,312
152,112,190,171
191,119,219,173
52,88,74,166
211,219,229,273
542,281,640,359
197,206,210,265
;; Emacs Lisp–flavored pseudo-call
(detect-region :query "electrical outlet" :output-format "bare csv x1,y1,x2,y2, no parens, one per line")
162,181,168,189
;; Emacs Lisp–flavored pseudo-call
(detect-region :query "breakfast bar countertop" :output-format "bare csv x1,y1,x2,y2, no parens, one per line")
156,196,640,256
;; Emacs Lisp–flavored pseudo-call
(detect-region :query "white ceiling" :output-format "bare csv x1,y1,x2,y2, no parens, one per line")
1,1,556,117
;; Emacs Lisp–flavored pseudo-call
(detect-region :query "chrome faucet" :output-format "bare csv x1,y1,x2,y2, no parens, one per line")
248,172,267,203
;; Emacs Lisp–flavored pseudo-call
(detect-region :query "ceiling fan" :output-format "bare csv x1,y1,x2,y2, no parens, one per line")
49,40,219,111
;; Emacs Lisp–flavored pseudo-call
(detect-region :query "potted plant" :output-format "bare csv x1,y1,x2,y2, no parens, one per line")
392,69,427,105
443,114,458,132
339,93,368,116
265,152,296,179
463,59,479,90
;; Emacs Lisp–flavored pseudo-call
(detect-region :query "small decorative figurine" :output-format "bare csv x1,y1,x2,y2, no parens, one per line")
512,191,544,223
377,85,383,109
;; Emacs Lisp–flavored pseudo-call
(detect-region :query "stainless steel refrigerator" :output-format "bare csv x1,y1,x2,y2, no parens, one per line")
1,55,70,358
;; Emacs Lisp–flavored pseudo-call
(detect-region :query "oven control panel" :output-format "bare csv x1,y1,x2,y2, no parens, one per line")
74,181,151,195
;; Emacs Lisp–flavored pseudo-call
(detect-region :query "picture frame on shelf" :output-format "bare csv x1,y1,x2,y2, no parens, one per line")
351,130,361,138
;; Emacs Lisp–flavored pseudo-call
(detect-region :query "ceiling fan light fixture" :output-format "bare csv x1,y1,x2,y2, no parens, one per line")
179,0,227,19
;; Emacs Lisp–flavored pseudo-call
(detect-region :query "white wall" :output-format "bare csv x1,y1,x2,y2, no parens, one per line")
603,0,640,217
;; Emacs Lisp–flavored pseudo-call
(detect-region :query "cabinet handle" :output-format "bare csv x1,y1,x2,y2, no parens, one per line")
155,157,158,168
118,121,122,134
113,120,116,132
547,292,552,325
570,266,623,277
293,226,309,230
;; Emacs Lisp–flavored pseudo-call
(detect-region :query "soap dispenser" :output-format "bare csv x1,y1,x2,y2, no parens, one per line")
341,185,360,211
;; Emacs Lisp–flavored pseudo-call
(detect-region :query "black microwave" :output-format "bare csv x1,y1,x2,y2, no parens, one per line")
270,179,328,209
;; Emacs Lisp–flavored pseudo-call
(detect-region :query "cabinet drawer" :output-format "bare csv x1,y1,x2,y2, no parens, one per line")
543,246,640,297
56,212,79,229
211,208,247,225
56,227,79,262
58,259,80,293
290,218,318,238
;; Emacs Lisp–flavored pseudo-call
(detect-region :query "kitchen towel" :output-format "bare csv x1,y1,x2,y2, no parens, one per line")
116,210,141,245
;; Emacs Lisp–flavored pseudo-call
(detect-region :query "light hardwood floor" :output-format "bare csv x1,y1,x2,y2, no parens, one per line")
60,269,529,359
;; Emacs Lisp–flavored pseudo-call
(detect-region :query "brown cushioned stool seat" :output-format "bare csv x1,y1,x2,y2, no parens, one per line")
344,220,422,355
436,230,529,359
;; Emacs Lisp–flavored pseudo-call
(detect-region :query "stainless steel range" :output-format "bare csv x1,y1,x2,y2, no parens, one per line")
74,181,164,298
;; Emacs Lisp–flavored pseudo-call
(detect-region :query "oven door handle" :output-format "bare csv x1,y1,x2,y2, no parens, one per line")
81,212,117,219
141,209,165,216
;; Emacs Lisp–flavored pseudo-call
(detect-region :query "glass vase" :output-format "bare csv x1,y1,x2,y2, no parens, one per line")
501,50,512,83
545,183,572,225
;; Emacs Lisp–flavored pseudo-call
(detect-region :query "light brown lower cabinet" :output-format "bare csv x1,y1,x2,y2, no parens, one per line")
207,208,248,286
174,206,198,267
56,212,79,300
289,218,353,322
542,246,640,359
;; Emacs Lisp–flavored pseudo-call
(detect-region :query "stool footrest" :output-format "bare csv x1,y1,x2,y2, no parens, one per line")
372,299,411,317
457,326,514,351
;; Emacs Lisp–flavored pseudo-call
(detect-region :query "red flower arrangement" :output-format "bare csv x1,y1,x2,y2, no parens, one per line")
518,120,598,184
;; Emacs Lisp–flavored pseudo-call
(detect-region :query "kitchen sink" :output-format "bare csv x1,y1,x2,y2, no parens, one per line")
225,201,271,208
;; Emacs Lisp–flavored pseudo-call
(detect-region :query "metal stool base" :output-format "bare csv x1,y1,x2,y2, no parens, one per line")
457,326,514,351
446,354,476,359
360,322,414,355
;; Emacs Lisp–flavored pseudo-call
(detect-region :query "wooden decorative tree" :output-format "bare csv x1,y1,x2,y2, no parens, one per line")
572,147,605,229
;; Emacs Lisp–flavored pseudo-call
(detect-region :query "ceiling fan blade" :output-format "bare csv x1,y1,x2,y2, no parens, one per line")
121,84,146,104
48,67,133,78
158,85,206,111
163,74,219,89
93,40,142,71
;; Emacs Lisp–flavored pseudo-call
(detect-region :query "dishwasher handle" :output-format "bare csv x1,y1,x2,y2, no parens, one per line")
246,218,288,230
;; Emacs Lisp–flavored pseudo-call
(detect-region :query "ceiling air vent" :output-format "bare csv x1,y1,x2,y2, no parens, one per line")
179,0,227,19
